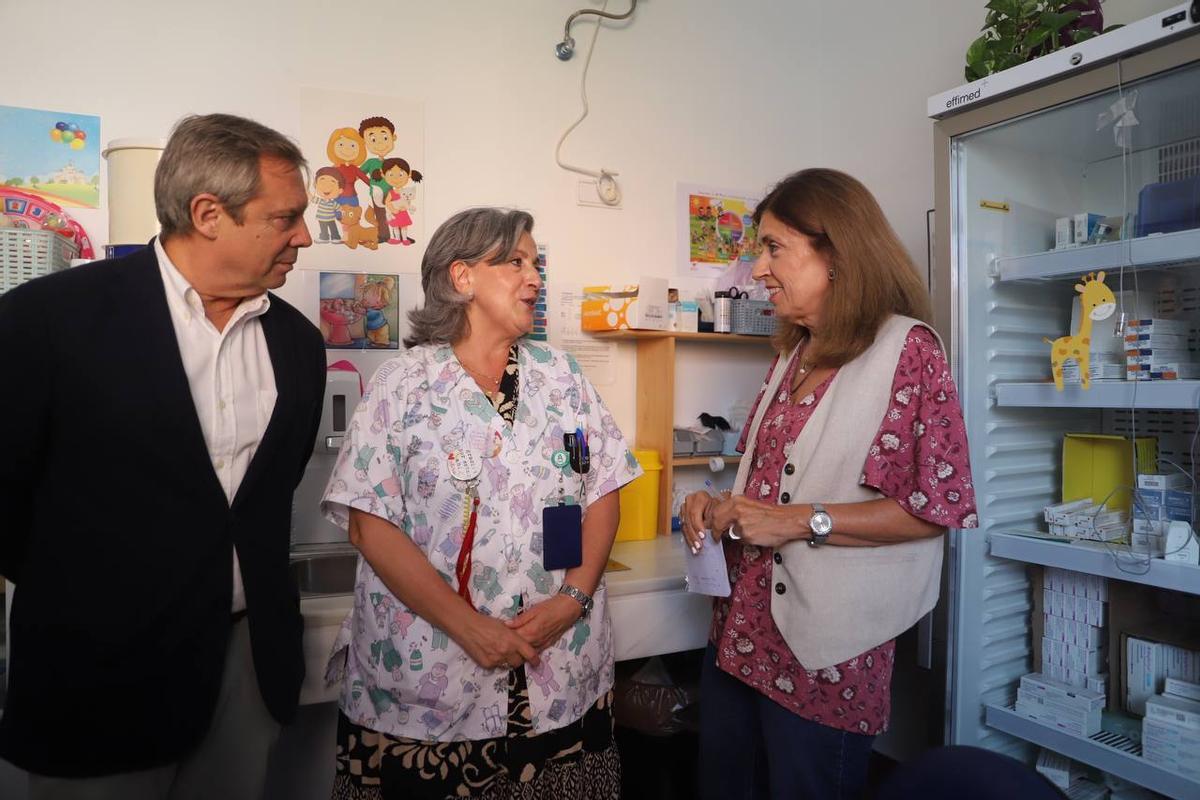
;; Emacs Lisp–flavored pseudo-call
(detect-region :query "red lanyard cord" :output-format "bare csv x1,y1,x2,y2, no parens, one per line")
455,494,482,607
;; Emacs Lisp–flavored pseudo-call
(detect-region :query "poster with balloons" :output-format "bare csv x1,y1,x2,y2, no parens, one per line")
0,104,101,209
677,182,762,279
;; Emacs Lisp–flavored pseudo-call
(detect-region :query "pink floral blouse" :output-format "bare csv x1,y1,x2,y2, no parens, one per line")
710,325,977,735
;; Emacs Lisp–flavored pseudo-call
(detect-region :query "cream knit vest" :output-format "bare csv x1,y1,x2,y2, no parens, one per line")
732,315,945,670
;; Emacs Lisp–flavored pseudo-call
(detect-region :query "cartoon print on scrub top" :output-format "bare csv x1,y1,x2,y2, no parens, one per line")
322,341,641,742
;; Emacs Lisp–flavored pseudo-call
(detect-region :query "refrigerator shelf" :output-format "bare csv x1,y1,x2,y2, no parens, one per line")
993,227,1200,282
990,531,1200,595
985,704,1199,799
994,380,1200,409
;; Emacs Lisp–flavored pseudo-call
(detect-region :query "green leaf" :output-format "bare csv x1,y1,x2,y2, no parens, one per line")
1025,27,1051,49
1071,28,1098,42
966,35,990,67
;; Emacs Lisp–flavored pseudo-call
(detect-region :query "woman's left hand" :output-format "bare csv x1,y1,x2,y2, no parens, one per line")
710,495,803,549
506,594,582,652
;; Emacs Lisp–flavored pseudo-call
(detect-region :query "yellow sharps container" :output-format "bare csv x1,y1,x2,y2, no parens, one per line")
615,449,662,541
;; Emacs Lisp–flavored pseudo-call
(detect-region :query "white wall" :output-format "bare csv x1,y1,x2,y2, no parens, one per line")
1,0,1181,431
0,0,977,435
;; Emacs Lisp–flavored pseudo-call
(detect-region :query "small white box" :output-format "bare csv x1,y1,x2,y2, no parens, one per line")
1144,693,1200,732
1056,217,1075,249
1164,643,1200,683
1127,637,1166,716
1126,318,1192,335
1015,699,1101,736
1165,677,1200,703
1086,673,1107,697
1065,641,1106,676
1036,749,1085,790
1021,672,1106,711
1137,473,1190,491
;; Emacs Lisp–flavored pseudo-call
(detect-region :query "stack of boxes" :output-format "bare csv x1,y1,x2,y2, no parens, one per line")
1015,672,1106,736
1131,472,1192,557
1044,499,1129,542
1041,568,1109,698
1141,679,1200,782
1125,318,1198,381
1126,635,1200,716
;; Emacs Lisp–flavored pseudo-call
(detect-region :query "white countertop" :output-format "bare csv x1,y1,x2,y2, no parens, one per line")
297,532,712,704
607,533,693,596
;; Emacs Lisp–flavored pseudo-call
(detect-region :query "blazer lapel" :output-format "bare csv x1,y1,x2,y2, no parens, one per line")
125,248,228,508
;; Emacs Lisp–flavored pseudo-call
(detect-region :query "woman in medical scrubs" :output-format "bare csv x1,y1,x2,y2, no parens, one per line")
322,207,641,799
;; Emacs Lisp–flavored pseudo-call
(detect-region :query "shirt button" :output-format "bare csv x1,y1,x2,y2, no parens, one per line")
773,552,782,565
215,459,225,470
774,582,786,595
784,463,795,475
780,492,791,504
218,400,227,411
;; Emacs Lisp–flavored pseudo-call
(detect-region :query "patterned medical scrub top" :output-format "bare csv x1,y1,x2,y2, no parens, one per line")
322,341,642,742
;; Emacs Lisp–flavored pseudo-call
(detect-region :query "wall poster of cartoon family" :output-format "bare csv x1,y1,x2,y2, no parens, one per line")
300,88,424,265
676,182,762,279
319,272,401,350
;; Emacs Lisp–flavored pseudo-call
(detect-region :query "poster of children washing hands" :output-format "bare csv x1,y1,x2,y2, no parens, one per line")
318,272,401,350
301,88,423,265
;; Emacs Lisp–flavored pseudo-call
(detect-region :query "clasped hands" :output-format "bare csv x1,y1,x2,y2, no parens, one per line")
680,490,802,552
460,593,582,671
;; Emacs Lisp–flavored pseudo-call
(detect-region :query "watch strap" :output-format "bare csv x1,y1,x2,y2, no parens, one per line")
558,583,593,617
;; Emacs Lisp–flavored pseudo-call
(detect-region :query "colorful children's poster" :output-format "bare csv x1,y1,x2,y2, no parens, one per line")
300,88,424,269
677,183,762,279
0,105,101,209
527,244,549,342
319,272,402,350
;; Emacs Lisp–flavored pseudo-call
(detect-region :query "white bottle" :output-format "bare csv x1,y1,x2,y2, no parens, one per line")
713,291,732,333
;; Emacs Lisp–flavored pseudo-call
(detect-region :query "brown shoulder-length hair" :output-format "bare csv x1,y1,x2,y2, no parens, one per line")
753,168,930,366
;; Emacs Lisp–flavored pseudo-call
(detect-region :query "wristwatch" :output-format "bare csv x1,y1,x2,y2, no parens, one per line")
807,503,833,547
558,584,594,618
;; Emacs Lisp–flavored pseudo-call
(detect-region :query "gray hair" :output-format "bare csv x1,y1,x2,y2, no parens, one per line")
405,207,535,347
155,113,307,239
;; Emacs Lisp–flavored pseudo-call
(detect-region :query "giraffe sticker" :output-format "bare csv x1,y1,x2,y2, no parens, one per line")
1044,271,1117,391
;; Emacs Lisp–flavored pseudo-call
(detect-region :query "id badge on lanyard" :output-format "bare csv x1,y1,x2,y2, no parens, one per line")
544,428,588,570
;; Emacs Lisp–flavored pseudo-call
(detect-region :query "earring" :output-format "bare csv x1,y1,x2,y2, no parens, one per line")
465,290,475,300
827,268,836,281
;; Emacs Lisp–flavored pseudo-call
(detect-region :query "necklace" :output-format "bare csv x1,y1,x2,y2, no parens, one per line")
460,362,503,395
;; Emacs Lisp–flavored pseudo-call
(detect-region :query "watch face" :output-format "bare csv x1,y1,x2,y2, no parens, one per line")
811,512,833,536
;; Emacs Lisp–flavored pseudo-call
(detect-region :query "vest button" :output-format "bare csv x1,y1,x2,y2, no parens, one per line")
774,582,786,595
773,552,782,565
780,492,791,504
784,463,795,475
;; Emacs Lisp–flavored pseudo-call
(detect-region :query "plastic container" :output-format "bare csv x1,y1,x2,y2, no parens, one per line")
730,298,776,336
616,449,662,541
1,228,78,296
102,138,165,245
713,291,732,333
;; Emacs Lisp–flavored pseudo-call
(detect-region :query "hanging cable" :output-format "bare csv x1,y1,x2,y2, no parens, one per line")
554,0,634,206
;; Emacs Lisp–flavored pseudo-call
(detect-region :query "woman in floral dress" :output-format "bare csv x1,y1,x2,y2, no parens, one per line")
681,169,978,799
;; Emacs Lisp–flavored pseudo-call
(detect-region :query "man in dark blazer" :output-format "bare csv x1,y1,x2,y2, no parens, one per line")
0,114,326,799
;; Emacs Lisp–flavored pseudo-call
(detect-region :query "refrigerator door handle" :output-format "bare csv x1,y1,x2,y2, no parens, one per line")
917,609,934,670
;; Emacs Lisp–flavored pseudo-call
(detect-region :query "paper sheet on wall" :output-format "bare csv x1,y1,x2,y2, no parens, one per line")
549,284,615,386
684,535,731,597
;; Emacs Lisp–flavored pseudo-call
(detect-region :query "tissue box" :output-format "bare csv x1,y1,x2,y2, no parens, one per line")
581,277,669,331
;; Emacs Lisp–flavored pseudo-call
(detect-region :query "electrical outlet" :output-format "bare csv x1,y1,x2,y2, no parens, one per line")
577,178,622,209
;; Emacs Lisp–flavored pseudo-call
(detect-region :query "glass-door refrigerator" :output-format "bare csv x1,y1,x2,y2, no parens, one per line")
930,15,1200,800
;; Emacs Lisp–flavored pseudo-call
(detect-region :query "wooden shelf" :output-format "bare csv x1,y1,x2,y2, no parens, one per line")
673,455,741,467
596,329,771,534
591,330,771,345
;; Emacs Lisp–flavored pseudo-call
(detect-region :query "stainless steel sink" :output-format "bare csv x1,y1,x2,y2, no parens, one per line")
290,553,358,597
